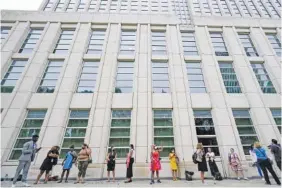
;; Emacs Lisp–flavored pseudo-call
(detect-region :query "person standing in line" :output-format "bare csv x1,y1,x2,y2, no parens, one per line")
195,143,208,185
106,146,117,182
206,147,219,184
249,144,264,180
11,135,41,188
269,139,281,171
74,143,91,184
125,144,135,183
150,145,163,185
169,148,178,181
228,148,248,180
58,145,77,183
34,146,60,184
253,142,281,185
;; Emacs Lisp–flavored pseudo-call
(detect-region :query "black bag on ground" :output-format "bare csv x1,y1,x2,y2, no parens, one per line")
192,152,198,164
185,171,194,181
215,172,223,181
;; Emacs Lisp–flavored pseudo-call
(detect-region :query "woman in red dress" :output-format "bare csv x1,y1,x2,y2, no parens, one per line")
150,145,163,185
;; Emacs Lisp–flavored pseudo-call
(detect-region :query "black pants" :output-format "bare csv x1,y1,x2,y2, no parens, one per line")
126,158,134,178
275,160,281,171
258,159,281,185
208,160,219,177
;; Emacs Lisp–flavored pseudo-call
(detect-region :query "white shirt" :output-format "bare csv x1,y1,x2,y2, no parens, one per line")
206,152,215,161
131,149,135,158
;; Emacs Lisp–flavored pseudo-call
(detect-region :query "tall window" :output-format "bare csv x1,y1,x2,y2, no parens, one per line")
273,0,281,8
44,0,56,11
219,0,232,16
211,0,222,16
130,0,138,12
201,0,211,15
186,62,206,93
115,62,134,93
110,0,118,12
238,33,259,57
247,0,261,17
151,31,167,55
77,61,99,93
160,0,169,13
152,61,170,93
19,29,43,54
88,0,98,12
77,0,87,11
271,109,281,133
87,30,106,54
119,30,136,55
120,0,129,12
232,109,258,155
60,110,89,158
251,63,276,93
210,32,229,56
237,0,251,17
9,110,47,160
219,63,241,93
55,0,66,11
229,0,242,16
151,0,159,13
141,0,149,12
98,0,108,12
66,0,76,11
109,110,131,158
192,0,201,15
181,32,198,56
1,27,11,43
1,60,28,93
153,110,174,157
265,0,280,18
37,60,64,93
266,33,281,56
193,110,219,155
255,0,271,17
53,29,75,54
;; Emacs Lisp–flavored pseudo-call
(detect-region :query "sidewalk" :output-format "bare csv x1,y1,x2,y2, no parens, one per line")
1,178,276,187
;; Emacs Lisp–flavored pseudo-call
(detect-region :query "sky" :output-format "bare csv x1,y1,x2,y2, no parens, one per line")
0,0,43,10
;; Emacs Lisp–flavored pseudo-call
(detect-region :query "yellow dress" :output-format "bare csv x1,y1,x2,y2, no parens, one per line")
169,153,178,170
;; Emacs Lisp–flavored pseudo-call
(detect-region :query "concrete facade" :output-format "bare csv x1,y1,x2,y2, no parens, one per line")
1,0,281,180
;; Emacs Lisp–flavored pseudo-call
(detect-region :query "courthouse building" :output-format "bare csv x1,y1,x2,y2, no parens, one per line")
1,0,281,179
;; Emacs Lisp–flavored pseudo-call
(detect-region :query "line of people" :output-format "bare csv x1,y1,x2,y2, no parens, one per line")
11,135,281,187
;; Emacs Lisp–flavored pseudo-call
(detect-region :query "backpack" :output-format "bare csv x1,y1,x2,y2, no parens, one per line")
215,172,223,181
192,152,198,164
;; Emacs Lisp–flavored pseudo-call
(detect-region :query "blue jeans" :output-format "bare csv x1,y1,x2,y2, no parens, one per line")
256,162,263,177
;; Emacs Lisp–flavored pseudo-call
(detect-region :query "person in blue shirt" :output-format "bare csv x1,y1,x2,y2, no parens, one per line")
58,145,77,183
253,142,280,185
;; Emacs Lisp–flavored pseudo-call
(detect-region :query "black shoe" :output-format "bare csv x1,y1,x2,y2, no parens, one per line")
157,180,161,183
265,182,271,185
57,180,62,183
150,180,155,185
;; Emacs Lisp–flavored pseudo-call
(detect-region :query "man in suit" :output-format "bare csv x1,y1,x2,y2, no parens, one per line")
11,135,41,187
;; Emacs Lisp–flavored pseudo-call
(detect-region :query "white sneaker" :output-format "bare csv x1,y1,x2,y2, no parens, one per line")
22,182,30,187
11,184,15,188
237,177,241,180
244,177,248,180
261,178,265,181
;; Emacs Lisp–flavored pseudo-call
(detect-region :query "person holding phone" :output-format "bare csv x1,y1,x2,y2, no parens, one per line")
107,146,117,182
74,143,91,184
150,145,163,185
169,148,178,181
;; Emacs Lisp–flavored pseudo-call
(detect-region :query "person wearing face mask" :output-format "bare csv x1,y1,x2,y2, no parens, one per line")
150,145,163,185
106,146,117,182
125,144,135,183
169,148,178,181
74,143,91,184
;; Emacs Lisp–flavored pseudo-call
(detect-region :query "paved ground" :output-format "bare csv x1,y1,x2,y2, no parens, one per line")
1,178,278,188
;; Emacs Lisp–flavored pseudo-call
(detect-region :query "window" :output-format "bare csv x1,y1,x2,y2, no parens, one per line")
77,61,99,93
77,0,87,11
141,0,149,12
193,110,219,156
219,63,241,93
192,0,201,15
99,0,108,12
55,0,66,11
238,0,251,17
229,0,242,16
120,0,129,12
152,61,170,93
273,0,281,8
219,0,231,16
60,110,89,158
44,0,56,11
210,32,229,56
153,110,174,157
9,110,47,160
256,0,271,17
247,0,261,17
186,62,206,93
110,0,118,12
53,29,75,54
271,109,281,133
66,0,76,11
1,27,11,43
37,60,64,93
171,0,189,24
87,30,106,54
1,60,28,93
151,31,167,55
19,29,43,54
201,0,211,15
109,110,131,158
232,109,259,155
211,0,222,16
115,62,134,93
265,0,280,18
119,30,136,55
130,0,138,12
151,0,159,12
251,63,276,93
238,33,259,57
160,0,169,13
89,0,98,12
266,33,281,56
